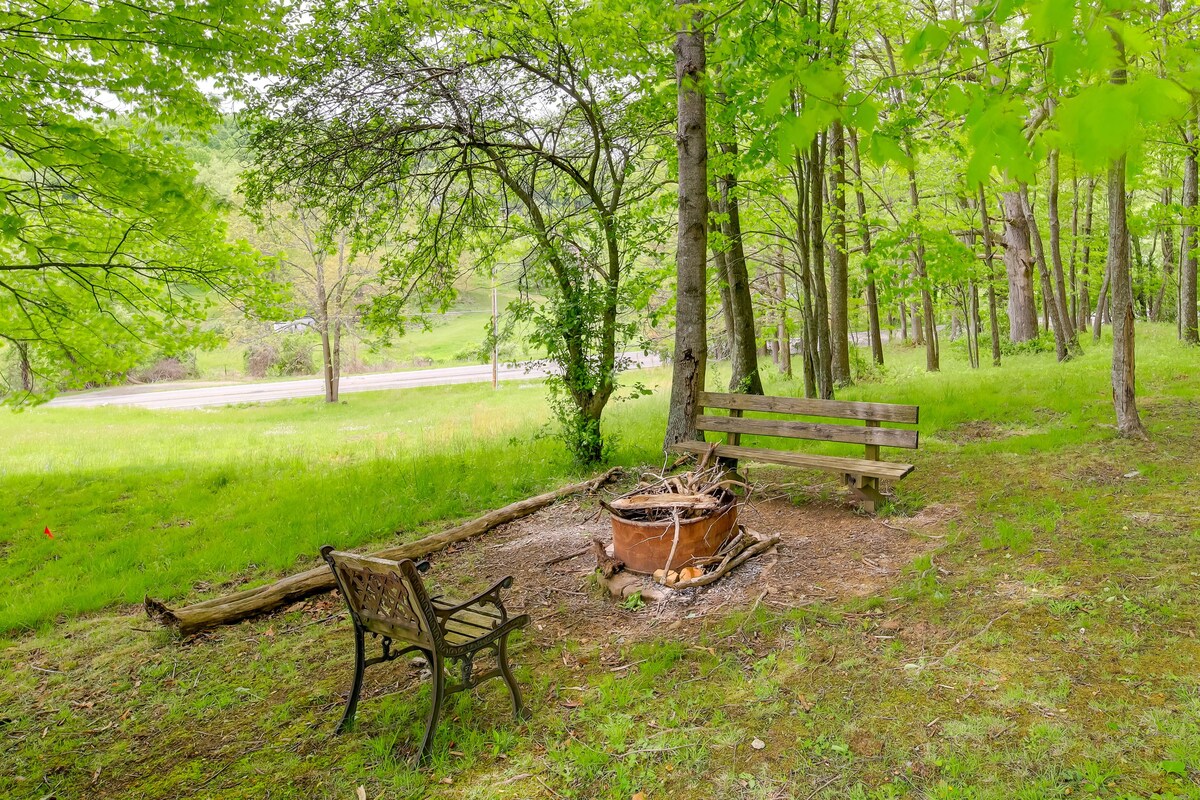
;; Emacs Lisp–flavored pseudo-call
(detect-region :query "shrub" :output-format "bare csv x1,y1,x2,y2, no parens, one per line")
244,336,316,378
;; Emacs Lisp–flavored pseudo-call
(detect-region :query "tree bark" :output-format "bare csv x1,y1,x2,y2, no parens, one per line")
979,187,1002,366
776,252,792,378
1022,188,1071,361
849,128,884,365
1047,150,1082,356
808,137,834,398
1079,176,1097,331
665,0,709,449
1106,27,1148,439
1002,190,1040,342
828,121,851,385
717,142,763,393
1182,110,1199,344
905,160,938,371
1152,185,1174,322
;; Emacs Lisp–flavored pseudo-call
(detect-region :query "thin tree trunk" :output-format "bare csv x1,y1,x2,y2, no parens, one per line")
664,0,708,449
1079,176,1097,331
776,252,792,378
1152,186,1174,322
1182,109,1199,344
849,128,883,365
1106,26,1147,438
808,137,834,398
717,141,763,393
979,187,1002,366
712,229,736,359
1022,187,1070,361
905,160,938,370
1048,149,1082,356
1093,265,1111,342
1069,166,1080,325
828,121,851,385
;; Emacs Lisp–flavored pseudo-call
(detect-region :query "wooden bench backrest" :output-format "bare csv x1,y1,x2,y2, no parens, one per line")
320,547,437,648
697,391,919,459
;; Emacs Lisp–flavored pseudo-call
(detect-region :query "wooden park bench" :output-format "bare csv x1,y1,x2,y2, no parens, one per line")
320,546,530,762
669,392,920,513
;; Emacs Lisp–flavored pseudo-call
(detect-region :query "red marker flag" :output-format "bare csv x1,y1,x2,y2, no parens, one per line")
44,527,53,539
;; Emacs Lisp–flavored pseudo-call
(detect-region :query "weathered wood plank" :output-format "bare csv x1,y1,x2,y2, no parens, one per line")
696,414,919,449
669,440,914,480
699,391,919,424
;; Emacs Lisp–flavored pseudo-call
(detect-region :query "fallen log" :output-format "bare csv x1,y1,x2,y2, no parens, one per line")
145,467,623,637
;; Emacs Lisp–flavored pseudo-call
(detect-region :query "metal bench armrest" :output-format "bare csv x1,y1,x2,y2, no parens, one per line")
432,576,514,621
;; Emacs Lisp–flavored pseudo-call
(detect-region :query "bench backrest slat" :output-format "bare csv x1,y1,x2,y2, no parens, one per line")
699,391,919,424
697,414,918,449
321,547,437,648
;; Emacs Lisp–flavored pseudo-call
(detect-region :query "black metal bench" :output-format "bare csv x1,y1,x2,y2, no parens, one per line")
668,391,920,512
320,546,530,762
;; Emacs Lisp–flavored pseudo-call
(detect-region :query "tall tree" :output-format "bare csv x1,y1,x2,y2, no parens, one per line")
665,0,708,448
1105,26,1148,439
0,0,285,397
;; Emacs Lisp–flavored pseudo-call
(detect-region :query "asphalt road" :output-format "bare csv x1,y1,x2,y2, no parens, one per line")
46,354,662,411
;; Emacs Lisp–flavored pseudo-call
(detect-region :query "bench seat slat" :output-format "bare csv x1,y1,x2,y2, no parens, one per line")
696,414,918,449
669,440,914,480
700,391,918,424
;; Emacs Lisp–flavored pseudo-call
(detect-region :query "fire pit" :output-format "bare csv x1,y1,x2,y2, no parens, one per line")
606,464,740,577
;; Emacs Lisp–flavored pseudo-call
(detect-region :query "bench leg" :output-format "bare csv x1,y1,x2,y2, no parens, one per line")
418,651,445,764
336,627,366,734
497,633,529,720
845,474,885,514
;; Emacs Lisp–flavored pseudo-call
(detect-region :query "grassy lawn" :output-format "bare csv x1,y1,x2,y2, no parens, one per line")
3,325,1200,799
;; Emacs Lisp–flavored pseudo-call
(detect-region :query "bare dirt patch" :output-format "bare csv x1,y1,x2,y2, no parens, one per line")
418,493,939,643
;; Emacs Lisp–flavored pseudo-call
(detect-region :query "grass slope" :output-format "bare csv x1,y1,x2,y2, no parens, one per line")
3,324,1200,800
0,377,664,632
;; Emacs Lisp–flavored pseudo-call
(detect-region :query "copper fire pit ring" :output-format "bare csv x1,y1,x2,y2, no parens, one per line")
609,493,739,575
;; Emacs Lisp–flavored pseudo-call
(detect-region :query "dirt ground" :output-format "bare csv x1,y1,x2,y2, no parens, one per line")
418,486,946,643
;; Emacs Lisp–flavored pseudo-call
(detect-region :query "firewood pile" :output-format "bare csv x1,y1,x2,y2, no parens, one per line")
604,461,741,523
597,449,781,600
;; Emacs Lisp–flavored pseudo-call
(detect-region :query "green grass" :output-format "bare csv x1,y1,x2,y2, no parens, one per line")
4,323,1200,799
0,375,665,632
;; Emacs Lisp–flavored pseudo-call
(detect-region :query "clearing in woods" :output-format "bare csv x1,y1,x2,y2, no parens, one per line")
2,325,1200,799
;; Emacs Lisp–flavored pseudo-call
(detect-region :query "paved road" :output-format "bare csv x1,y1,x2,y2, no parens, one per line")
46,354,662,411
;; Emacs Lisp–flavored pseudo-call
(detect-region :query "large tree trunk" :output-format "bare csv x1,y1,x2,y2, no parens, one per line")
849,128,884,365
1106,27,1148,439
1002,190,1040,342
979,188,1002,366
1182,110,1199,344
717,142,763,394
828,121,851,385
664,0,708,449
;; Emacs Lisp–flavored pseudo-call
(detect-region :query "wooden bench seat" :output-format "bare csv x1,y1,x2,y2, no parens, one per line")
669,392,920,512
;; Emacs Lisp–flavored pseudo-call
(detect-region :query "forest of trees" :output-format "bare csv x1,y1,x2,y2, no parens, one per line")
3,0,1199,457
